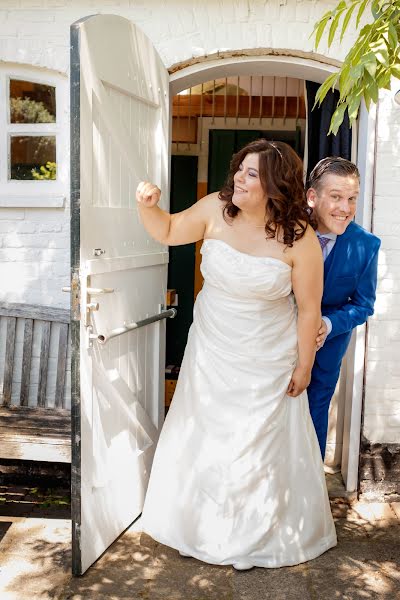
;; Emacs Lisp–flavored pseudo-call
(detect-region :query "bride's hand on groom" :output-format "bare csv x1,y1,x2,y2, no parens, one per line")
287,366,311,397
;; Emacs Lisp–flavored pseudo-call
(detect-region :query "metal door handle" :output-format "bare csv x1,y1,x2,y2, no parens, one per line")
62,286,114,294
93,308,177,345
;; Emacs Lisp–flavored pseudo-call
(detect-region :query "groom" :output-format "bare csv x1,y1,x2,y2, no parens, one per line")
306,157,381,459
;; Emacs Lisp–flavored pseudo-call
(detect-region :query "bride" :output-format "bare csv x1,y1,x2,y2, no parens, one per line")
136,139,337,570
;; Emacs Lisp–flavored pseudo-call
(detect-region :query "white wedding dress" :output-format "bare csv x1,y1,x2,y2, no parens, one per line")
141,238,337,568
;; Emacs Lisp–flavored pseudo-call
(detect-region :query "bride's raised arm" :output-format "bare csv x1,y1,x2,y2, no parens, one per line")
136,181,217,246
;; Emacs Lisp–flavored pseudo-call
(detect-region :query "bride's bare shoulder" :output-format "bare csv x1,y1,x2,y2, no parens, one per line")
196,191,226,215
286,224,321,265
198,191,222,205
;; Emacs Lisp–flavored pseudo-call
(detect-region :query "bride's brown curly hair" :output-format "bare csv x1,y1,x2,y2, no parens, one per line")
219,139,314,247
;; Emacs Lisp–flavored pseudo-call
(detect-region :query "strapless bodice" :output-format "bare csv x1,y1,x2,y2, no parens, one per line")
196,238,297,361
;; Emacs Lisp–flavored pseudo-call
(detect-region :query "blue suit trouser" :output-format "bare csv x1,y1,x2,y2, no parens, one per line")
307,362,341,459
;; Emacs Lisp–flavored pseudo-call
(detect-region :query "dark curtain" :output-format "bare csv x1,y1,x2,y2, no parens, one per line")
306,80,352,180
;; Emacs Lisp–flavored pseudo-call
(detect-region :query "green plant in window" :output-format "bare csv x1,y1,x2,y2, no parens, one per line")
31,161,57,180
10,96,55,123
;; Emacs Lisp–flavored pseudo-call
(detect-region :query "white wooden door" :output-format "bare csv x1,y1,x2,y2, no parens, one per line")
70,14,170,575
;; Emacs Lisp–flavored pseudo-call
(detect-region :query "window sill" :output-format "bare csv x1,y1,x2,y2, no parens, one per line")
0,196,65,208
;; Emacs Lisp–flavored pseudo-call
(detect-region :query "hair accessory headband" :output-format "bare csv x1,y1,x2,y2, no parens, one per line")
269,142,283,159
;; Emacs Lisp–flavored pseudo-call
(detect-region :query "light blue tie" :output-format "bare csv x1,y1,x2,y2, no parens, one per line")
318,236,330,252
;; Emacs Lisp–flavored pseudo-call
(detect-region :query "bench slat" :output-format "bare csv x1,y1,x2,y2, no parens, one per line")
0,405,70,425
55,323,69,409
37,321,51,407
0,439,71,463
0,302,70,323
2,317,17,407
20,318,33,407
0,406,71,462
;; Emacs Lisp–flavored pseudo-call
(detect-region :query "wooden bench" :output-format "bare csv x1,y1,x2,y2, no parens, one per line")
0,302,71,463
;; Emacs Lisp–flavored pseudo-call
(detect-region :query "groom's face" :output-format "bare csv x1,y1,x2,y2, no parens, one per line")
307,173,359,235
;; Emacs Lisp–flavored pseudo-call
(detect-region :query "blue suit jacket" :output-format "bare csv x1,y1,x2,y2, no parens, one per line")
314,221,381,378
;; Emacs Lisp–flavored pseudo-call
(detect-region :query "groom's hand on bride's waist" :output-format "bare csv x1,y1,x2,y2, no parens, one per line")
316,319,328,350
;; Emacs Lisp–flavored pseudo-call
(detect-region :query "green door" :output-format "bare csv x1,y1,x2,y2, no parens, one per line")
166,155,198,366
208,130,263,193
208,128,303,194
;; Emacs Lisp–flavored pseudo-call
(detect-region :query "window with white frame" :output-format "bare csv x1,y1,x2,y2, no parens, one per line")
0,65,68,206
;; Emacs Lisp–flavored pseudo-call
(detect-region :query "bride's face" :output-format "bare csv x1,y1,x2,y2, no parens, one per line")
232,153,266,212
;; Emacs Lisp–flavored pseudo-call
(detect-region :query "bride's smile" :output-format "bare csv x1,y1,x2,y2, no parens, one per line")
232,153,267,217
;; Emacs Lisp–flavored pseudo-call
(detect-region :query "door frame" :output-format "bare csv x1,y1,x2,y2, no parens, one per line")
170,54,377,492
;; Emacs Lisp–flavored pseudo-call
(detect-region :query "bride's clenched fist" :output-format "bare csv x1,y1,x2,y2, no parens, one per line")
136,181,161,207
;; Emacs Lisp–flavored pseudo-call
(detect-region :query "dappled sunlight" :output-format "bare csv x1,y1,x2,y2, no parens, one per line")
0,518,71,600
60,511,400,599
2,495,399,598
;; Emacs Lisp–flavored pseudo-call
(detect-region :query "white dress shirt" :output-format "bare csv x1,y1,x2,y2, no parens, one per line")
317,231,337,337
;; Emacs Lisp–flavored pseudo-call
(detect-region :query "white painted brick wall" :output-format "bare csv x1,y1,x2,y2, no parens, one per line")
0,207,70,307
0,0,398,443
0,0,347,74
364,77,400,443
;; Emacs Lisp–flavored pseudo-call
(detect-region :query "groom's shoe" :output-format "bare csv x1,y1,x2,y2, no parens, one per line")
233,562,254,571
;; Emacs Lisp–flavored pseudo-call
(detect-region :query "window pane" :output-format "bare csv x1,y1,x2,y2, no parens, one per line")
10,136,56,180
10,79,56,123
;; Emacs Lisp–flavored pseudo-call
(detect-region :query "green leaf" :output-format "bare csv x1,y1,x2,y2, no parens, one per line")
328,9,345,47
313,72,338,107
347,93,362,121
375,45,389,65
388,21,399,46
365,72,379,102
371,1,379,18
339,63,351,98
391,65,400,78
370,37,389,66
349,63,364,80
363,88,372,111
313,14,332,49
329,103,348,136
356,0,370,27
375,65,392,89
379,71,392,89
358,23,372,37
361,51,378,77
340,3,358,42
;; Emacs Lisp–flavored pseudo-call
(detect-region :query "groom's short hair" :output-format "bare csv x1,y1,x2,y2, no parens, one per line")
307,157,360,192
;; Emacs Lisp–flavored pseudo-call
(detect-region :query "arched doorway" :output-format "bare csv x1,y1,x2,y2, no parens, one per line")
168,53,377,494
